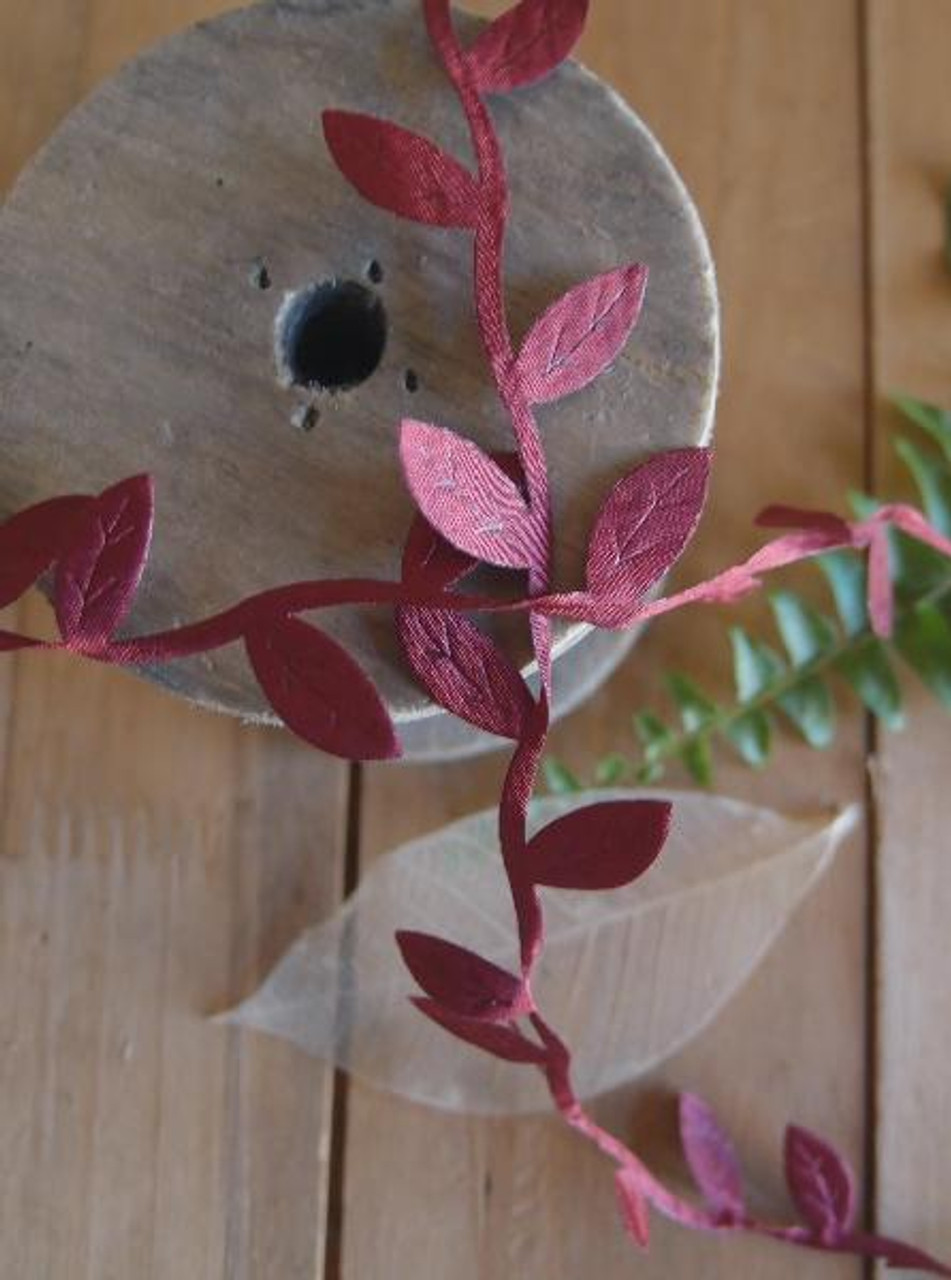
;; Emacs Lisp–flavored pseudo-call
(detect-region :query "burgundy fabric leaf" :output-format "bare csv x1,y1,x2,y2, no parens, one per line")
401,515,478,590
411,997,548,1065
322,110,479,229
525,799,671,891
0,632,41,651
784,1125,856,1241
615,1166,651,1249
396,606,533,739
0,494,93,610
246,615,399,761
515,265,649,405
400,420,539,569
54,476,153,646
467,0,590,95
396,930,526,1021
679,1094,746,1221
756,505,854,542
586,448,711,602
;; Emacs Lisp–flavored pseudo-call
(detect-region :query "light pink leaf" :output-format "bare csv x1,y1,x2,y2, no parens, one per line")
396,930,525,1022
322,111,479,229
467,0,590,94
411,998,547,1065
516,265,648,405
586,448,711,602
396,607,533,740
784,1125,856,1240
401,515,478,590
615,1167,651,1248
525,800,670,891
400,420,539,569
54,476,153,646
0,494,93,610
679,1094,745,1220
246,615,399,761
867,525,894,638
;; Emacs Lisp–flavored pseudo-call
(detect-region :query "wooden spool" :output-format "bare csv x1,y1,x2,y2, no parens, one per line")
0,0,718,760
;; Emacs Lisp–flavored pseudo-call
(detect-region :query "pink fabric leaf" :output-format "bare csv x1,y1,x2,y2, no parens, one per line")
400,420,540,569
396,930,526,1021
615,1166,651,1249
0,494,93,610
396,606,533,739
884,502,951,560
524,799,671,891
54,476,153,647
467,0,590,95
756,505,854,542
515,265,649,405
784,1125,856,1242
411,998,548,1065
848,1232,951,1276
679,1094,746,1221
246,615,399,761
402,515,478,590
322,110,479,229
867,525,894,638
586,448,711,602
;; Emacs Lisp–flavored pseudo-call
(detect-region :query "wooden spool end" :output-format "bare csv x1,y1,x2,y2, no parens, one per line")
0,0,718,759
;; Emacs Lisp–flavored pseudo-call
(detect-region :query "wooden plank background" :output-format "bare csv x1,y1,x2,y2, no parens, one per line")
0,1,948,1277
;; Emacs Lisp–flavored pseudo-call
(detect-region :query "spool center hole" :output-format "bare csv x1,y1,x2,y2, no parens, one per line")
280,280,387,392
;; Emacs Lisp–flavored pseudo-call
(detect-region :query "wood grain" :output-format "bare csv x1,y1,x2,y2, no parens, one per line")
343,1,869,1277
867,0,951,1262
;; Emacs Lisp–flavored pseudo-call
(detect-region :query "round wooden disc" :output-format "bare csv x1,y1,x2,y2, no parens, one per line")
0,0,718,731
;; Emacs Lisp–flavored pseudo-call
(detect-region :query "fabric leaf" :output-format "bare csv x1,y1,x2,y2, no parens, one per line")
400,420,539,569
614,1166,651,1248
54,476,153,646
784,1125,856,1240
679,1094,745,1220
412,998,547,1064
396,931,525,1021
401,514,478,590
222,790,857,1114
0,494,92,609
515,265,648,405
322,111,479,229
586,449,711,603
467,0,590,95
396,606,533,739
525,799,671,891
246,615,399,761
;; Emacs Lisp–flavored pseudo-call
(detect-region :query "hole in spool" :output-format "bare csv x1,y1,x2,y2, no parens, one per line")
278,280,387,392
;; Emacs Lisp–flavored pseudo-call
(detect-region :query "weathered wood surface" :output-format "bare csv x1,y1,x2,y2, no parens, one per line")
1,2,950,1280
0,0,716,727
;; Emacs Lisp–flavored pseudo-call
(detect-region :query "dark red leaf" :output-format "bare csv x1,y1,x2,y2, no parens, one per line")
411,998,547,1065
246,615,399,761
516,265,648,405
0,632,41,651
402,515,478,590
586,448,711,603
467,0,590,94
0,494,93,610
679,1094,745,1220
784,1125,856,1241
755,505,853,541
615,1166,651,1249
55,476,153,646
400,420,540,569
322,111,479,229
396,607,533,739
396,930,525,1022
525,800,670,891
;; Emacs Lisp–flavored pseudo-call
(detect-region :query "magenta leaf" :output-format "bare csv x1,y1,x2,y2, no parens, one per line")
396,930,525,1021
400,420,539,569
679,1094,745,1222
784,1125,856,1242
322,110,479,229
396,607,533,739
0,494,93,610
246,615,399,761
516,264,649,405
525,799,670,891
615,1166,651,1249
402,515,478,590
467,0,590,95
411,998,547,1065
586,448,711,603
54,476,153,647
